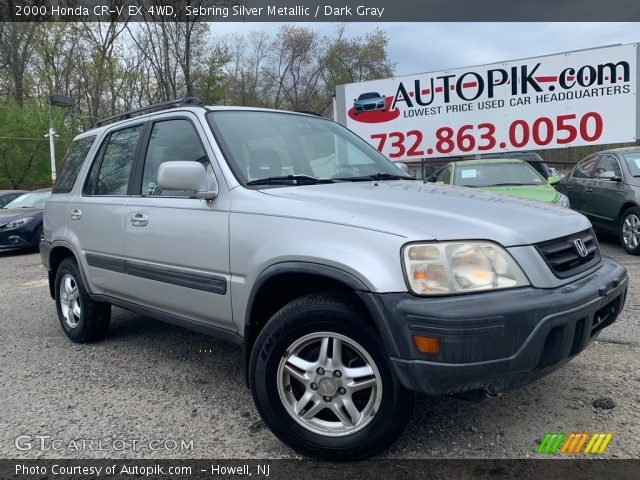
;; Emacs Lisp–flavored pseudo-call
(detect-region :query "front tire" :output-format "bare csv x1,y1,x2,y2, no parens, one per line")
620,207,640,255
55,258,111,342
249,292,415,460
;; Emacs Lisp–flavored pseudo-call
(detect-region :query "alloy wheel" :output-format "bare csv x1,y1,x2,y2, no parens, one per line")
59,274,81,328
622,213,640,249
277,332,382,437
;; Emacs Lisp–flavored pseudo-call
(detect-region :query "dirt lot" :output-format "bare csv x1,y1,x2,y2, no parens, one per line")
0,235,638,459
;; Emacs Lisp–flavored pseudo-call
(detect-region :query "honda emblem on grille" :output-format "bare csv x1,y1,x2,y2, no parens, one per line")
573,239,589,258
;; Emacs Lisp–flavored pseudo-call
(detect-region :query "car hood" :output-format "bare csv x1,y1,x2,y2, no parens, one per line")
0,208,41,223
355,98,382,105
261,181,591,247
481,184,559,204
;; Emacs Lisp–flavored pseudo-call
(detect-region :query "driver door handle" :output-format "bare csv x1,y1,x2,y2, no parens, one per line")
130,213,148,227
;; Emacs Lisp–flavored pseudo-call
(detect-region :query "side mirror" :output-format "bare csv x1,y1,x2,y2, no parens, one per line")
597,171,622,182
547,176,560,186
156,161,218,200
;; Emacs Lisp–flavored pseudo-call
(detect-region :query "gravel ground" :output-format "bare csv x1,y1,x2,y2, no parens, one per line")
0,234,638,460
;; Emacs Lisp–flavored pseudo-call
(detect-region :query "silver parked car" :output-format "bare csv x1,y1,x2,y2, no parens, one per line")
353,92,386,114
42,98,627,459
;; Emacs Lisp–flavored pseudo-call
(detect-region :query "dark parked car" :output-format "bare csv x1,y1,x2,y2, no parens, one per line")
555,147,640,254
0,189,51,251
353,92,386,114
0,190,27,208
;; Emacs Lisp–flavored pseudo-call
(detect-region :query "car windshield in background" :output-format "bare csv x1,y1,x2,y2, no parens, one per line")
455,163,546,188
207,111,407,186
623,152,640,176
358,93,381,100
4,191,51,209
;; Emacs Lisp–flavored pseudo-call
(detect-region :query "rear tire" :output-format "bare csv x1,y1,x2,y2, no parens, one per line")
249,292,415,460
619,207,640,255
55,258,111,342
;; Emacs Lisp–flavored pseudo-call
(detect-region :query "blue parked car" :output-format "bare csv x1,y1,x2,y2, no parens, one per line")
0,190,27,208
0,189,51,251
353,92,386,114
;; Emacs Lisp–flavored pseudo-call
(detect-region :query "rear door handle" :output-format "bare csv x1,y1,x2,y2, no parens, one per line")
130,213,148,227
70,209,82,220
586,187,593,193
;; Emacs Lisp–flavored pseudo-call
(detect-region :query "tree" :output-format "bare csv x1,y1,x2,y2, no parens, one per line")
0,23,39,106
321,26,396,106
263,26,325,112
75,21,128,122
0,103,50,188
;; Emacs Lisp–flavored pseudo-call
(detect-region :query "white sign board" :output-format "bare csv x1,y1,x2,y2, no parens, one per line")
336,44,638,160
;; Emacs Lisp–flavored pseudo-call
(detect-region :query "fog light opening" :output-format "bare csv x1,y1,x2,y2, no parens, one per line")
412,335,440,355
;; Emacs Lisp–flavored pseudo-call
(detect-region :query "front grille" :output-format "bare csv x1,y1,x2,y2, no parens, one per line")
535,229,601,278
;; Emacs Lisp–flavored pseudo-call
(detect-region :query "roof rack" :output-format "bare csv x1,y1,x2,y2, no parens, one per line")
90,97,204,129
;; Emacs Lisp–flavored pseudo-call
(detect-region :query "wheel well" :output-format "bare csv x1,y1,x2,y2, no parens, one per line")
618,202,639,225
244,272,375,378
48,246,76,298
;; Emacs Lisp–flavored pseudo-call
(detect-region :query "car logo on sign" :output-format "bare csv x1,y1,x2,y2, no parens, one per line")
574,239,589,258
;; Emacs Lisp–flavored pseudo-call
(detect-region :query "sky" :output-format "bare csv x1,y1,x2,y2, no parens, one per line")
210,22,640,76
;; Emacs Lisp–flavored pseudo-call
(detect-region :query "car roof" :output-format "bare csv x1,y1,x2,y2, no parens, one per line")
453,158,527,166
77,105,316,140
462,152,545,162
598,146,640,155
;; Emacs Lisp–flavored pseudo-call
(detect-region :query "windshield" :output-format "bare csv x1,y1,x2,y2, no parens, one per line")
358,93,381,100
207,111,406,186
5,191,51,209
623,152,640,176
454,162,546,188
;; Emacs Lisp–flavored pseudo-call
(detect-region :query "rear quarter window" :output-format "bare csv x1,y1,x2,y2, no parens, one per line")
53,136,96,194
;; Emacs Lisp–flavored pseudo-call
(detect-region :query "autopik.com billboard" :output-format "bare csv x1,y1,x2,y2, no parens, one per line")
335,43,639,160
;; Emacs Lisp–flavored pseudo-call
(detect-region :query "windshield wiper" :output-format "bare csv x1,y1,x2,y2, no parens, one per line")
488,182,536,186
336,172,414,182
246,174,336,186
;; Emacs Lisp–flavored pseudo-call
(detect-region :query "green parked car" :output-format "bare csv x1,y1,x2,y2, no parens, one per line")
433,158,570,207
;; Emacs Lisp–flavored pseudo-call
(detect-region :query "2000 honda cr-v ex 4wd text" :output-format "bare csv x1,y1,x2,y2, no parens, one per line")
41,98,628,460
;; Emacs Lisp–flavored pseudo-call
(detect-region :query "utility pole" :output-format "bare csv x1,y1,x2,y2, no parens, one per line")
46,94,76,184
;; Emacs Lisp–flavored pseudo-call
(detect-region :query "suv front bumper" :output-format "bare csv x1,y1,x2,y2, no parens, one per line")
359,256,627,396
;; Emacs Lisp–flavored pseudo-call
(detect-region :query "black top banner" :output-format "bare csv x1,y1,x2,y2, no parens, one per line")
2,0,640,22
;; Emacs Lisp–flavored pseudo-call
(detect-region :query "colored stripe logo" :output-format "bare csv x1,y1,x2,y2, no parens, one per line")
537,433,612,454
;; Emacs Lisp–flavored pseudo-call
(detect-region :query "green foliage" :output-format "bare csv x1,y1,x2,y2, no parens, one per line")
0,102,73,188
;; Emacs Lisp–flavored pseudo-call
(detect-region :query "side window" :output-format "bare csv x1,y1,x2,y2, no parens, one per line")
142,119,209,196
572,156,599,179
53,136,96,194
595,155,622,178
84,125,143,196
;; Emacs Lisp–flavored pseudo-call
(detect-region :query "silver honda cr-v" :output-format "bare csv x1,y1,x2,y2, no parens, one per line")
42,98,628,459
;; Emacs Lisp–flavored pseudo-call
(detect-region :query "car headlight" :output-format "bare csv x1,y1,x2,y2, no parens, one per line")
402,242,530,295
555,193,570,208
4,217,34,229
